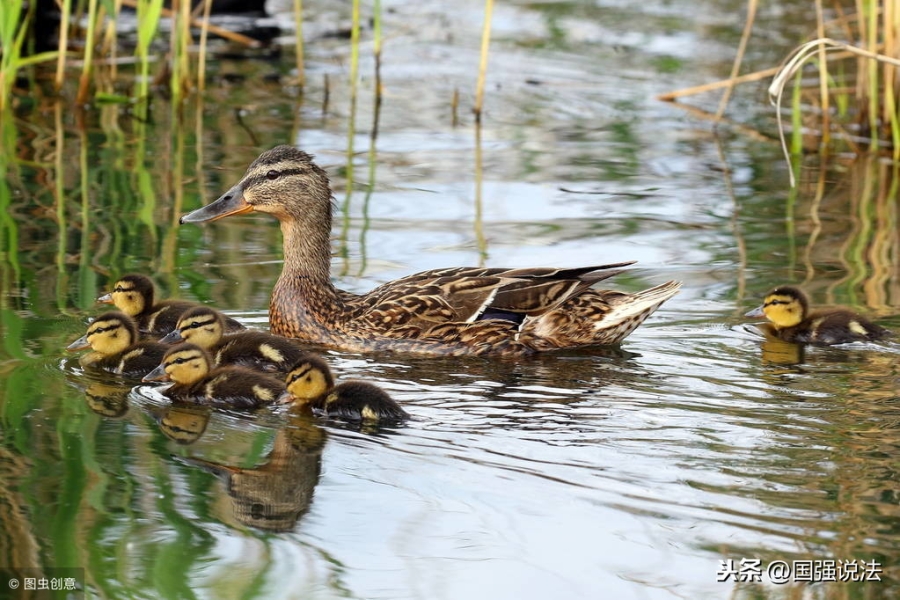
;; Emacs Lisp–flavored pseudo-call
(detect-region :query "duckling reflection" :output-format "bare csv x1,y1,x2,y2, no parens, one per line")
84,382,131,418
758,338,806,367
154,404,213,445
65,372,132,418
183,414,326,532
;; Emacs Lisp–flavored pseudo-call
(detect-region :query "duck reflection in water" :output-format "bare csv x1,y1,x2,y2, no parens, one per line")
181,414,327,532
150,404,214,445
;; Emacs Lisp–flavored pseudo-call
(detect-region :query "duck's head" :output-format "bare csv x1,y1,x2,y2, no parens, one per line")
98,274,154,317
180,146,332,225
282,353,335,404
143,343,212,385
745,286,809,328
160,306,224,347
67,311,139,356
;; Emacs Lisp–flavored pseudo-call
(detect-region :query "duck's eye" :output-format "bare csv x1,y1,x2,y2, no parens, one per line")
266,170,280,180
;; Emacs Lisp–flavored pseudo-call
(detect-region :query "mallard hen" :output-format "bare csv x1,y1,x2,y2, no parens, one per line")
745,285,892,345
180,145,680,356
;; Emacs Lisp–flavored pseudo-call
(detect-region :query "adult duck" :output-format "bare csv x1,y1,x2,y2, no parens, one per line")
181,145,681,356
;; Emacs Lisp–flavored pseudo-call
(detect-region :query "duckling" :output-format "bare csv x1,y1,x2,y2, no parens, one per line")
180,145,681,356
159,306,308,374
66,311,168,377
142,343,285,410
745,285,892,345
282,353,409,423
98,274,245,336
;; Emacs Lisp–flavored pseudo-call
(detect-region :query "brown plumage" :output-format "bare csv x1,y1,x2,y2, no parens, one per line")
98,273,245,337
66,311,168,377
746,285,892,345
160,306,309,374
180,145,681,356
143,343,285,410
282,353,409,423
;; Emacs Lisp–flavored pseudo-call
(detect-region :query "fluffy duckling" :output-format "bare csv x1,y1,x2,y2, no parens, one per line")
160,306,307,374
98,274,245,336
66,311,168,377
142,343,285,409
282,353,409,423
746,285,892,345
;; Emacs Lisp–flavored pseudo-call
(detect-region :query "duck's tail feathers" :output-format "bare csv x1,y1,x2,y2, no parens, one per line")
519,280,682,350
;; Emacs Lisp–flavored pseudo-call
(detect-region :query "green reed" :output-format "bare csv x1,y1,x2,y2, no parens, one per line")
0,1,57,110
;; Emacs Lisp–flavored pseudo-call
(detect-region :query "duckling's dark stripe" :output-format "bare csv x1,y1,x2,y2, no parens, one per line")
88,323,121,336
244,168,307,189
184,316,217,330
286,364,314,386
765,299,791,306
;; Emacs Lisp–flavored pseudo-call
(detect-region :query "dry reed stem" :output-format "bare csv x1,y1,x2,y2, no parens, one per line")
119,0,262,48
769,37,900,186
473,0,493,123
714,0,757,122
657,66,781,101
196,0,212,92
293,0,305,87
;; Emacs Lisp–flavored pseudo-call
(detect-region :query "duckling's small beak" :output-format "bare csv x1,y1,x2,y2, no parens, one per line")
97,292,113,304
66,335,90,352
277,391,294,404
745,306,765,318
142,364,170,382
180,184,253,224
159,329,184,344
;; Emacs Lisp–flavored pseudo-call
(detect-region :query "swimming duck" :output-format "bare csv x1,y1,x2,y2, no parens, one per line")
66,311,169,377
745,285,892,345
142,343,285,409
98,274,245,336
159,306,309,373
179,145,681,356
282,353,409,423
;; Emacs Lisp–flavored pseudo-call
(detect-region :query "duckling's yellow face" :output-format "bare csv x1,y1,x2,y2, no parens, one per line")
756,291,805,328
101,278,148,316
150,346,211,385
284,360,333,402
67,314,136,356
175,310,223,348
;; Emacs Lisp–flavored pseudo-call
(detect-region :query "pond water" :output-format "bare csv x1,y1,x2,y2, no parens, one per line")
2,0,899,599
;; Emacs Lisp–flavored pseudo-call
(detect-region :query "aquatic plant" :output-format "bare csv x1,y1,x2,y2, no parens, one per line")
0,1,58,110
661,0,900,162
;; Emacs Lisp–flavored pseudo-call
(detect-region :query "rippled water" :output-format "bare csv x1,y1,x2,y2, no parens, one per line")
2,0,899,598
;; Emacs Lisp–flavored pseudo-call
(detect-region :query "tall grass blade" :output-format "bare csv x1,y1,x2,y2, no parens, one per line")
473,0,493,123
